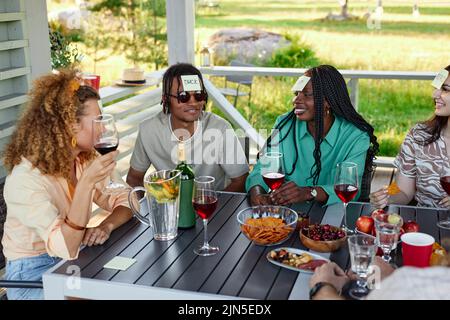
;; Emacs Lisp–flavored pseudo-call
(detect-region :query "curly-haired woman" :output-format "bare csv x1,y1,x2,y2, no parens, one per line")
1,69,132,300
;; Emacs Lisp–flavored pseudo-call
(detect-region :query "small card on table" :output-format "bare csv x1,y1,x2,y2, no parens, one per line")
103,256,137,271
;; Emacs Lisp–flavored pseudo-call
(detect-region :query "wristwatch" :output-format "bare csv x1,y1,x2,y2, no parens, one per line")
309,187,318,201
309,282,337,300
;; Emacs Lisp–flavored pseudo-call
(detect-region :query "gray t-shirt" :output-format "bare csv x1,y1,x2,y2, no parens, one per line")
130,111,249,190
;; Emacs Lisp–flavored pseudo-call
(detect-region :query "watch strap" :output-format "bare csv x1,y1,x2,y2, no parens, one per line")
309,282,337,300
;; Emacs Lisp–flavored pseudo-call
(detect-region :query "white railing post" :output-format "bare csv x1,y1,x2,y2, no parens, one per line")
347,78,359,110
166,0,195,64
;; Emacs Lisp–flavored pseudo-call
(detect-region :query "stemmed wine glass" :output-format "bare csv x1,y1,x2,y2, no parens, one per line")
348,234,376,300
192,176,219,256
334,162,359,234
439,166,450,229
374,213,403,263
261,152,285,193
92,114,126,193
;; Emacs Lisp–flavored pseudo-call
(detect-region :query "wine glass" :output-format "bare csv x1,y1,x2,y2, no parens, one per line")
334,162,359,234
439,166,450,229
92,114,126,193
261,152,285,193
374,213,403,263
192,176,219,256
348,234,377,300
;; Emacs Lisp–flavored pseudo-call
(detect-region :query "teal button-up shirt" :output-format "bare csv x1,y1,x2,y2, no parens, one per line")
246,113,370,206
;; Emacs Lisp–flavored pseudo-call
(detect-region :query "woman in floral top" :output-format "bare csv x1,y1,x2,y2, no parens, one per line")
370,65,450,208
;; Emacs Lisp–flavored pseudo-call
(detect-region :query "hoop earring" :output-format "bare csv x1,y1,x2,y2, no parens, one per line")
71,137,77,148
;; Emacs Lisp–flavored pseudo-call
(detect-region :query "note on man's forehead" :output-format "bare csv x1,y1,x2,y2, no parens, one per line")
181,75,202,91
291,75,311,92
432,69,449,89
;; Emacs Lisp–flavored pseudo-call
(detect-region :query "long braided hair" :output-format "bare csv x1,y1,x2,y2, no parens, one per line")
161,63,208,113
264,65,379,185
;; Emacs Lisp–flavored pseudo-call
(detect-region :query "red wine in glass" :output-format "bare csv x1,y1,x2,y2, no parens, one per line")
334,184,358,203
440,176,450,195
193,195,218,220
94,142,118,155
193,176,219,256
262,172,285,191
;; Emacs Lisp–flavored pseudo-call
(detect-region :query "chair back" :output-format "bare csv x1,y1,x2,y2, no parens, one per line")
0,180,6,269
226,60,254,86
359,152,375,202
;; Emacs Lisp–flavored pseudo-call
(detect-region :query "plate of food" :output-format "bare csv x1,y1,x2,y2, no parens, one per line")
266,247,329,273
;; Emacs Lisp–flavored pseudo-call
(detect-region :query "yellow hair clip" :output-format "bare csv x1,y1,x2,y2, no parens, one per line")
68,79,81,94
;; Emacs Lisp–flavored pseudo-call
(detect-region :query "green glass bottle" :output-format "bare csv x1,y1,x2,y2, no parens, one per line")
176,140,196,229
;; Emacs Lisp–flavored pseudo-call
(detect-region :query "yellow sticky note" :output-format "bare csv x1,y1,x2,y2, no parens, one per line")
291,75,311,92
432,69,449,89
103,256,137,271
181,75,201,91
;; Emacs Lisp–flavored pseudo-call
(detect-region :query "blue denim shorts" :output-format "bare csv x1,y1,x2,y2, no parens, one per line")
4,253,61,300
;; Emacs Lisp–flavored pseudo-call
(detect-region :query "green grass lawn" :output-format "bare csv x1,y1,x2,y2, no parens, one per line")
196,0,450,156
50,0,450,157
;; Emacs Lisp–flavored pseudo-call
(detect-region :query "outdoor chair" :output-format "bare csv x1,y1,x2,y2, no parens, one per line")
0,181,43,300
217,60,254,108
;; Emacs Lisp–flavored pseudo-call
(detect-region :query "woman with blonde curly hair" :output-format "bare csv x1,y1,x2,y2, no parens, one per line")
1,69,132,300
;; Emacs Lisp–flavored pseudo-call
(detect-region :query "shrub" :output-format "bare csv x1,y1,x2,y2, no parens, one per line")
267,35,320,69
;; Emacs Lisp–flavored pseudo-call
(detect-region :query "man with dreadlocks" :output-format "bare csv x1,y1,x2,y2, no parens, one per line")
127,63,249,191
246,65,379,206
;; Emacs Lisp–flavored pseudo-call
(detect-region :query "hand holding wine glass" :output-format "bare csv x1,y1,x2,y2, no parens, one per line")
334,162,359,234
92,114,126,193
193,176,219,256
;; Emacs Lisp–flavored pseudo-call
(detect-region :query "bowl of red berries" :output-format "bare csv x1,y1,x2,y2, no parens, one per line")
300,224,347,253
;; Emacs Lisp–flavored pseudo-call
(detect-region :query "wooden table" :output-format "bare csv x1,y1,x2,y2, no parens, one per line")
42,192,448,300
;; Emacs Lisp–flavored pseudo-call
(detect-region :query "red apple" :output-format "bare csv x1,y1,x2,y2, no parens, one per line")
403,220,419,233
356,216,374,234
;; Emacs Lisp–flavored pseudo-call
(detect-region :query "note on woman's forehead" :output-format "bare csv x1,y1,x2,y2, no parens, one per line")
432,69,449,89
181,75,201,91
291,75,311,92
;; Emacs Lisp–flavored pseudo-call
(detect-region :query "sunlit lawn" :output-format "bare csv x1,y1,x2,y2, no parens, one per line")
50,0,450,156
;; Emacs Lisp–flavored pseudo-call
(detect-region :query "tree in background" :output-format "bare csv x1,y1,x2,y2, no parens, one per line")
81,11,113,74
89,0,167,70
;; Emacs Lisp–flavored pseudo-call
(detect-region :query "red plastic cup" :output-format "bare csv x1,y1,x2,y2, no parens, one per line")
82,75,101,91
401,232,434,268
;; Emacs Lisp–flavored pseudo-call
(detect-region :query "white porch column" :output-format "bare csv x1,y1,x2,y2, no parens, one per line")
24,0,51,80
166,0,195,65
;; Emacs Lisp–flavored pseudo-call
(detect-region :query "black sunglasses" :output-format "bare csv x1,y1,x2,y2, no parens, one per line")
169,91,207,103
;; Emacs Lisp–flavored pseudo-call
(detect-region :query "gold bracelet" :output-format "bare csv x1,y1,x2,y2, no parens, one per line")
64,216,86,231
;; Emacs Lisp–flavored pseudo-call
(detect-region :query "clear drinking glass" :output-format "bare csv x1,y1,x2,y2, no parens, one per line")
260,152,285,193
192,176,219,256
92,114,126,193
374,213,403,263
334,162,359,234
348,234,377,300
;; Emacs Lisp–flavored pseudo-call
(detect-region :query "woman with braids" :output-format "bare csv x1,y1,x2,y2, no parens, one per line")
246,65,379,206
1,69,132,299
371,65,450,208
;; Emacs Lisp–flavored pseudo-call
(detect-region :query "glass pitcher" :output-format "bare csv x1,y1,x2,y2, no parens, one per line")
128,169,181,241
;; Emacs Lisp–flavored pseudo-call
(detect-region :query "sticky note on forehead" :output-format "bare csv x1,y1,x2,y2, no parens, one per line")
432,69,449,89
291,75,311,92
181,75,202,91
